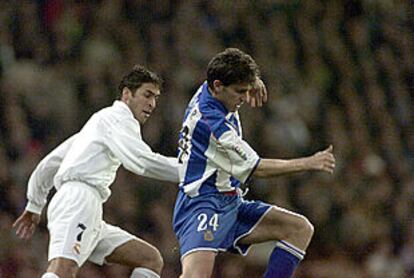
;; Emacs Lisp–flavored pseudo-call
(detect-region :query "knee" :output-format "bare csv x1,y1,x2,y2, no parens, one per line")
296,215,314,240
140,246,164,274
46,258,78,278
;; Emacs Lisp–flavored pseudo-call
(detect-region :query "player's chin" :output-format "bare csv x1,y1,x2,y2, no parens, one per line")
137,115,149,124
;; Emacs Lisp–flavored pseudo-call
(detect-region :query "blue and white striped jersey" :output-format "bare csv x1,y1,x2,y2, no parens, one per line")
178,82,260,197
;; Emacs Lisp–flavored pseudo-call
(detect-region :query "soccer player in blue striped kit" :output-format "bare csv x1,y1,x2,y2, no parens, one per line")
173,48,335,278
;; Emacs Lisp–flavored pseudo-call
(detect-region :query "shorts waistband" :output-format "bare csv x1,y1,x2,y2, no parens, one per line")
59,181,103,202
221,190,238,196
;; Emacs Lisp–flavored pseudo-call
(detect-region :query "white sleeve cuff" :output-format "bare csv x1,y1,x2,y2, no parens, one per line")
25,201,43,215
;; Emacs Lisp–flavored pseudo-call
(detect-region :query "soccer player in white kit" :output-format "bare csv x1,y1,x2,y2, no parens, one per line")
13,65,181,278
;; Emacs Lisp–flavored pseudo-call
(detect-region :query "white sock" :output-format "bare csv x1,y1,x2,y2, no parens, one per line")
276,240,306,260
130,267,160,278
41,273,60,278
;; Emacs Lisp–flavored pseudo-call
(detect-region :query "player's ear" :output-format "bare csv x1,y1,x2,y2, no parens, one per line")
212,80,223,95
121,87,131,103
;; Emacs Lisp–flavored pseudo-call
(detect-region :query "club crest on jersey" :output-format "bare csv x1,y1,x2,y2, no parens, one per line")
204,230,214,241
73,243,81,255
234,145,247,160
72,223,86,255
190,109,198,118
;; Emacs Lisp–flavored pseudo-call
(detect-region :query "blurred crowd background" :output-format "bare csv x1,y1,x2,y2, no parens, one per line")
0,0,413,277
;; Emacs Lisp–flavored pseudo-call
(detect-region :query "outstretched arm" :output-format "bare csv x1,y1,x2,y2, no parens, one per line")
253,145,335,178
103,118,182,183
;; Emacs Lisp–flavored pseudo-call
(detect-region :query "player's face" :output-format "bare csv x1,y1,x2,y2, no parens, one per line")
213,81,251,112
123,83,160,124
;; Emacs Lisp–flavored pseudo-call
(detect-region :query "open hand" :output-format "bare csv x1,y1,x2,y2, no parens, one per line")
308,145,336,174
246,77,268,108
13,210,40,240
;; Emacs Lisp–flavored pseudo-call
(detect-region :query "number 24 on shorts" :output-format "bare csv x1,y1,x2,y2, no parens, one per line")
197,213,219,232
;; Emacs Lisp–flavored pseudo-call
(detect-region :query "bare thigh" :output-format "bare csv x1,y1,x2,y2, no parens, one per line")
180,251,216,278
105,238,163,274
239,206,313,250
47,257,79,278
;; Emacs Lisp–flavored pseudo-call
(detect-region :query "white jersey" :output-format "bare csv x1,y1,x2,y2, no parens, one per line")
26,100,182,214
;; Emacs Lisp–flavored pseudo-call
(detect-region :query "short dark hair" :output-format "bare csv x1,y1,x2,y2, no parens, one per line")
207,48,260,89
118,65,162,98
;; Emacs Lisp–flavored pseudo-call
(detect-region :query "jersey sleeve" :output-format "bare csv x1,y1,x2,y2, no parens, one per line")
25,134,77,214
102,116,182,183
201,107,260,184
207,127,260,184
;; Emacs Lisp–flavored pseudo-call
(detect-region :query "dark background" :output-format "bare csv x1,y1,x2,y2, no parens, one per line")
0,0,413,277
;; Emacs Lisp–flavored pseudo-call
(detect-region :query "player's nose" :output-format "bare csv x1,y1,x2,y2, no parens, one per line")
149,98,156,108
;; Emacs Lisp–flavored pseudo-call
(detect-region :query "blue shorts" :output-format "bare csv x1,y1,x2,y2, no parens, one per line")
173,190,272,259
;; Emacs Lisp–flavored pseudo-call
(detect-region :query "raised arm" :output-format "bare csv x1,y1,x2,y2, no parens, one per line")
246,77,268,108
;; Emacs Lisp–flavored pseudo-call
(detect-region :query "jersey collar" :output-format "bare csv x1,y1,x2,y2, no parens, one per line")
112,100,139,125
200,82,229,115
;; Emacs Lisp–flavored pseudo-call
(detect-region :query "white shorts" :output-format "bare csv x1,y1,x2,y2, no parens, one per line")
47,182,137,266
